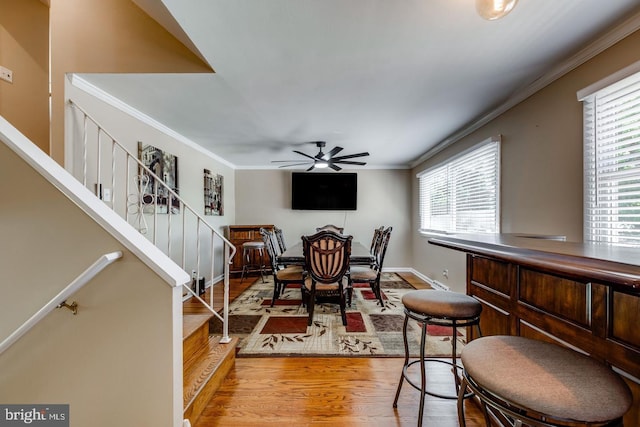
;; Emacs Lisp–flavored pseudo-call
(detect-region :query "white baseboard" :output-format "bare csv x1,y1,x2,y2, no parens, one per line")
383,267,450,291
181,274,225,302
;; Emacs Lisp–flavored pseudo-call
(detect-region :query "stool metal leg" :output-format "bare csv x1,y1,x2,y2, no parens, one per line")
240,248,249,283
457,376,469,427
417,316,428,427
393,313,410,408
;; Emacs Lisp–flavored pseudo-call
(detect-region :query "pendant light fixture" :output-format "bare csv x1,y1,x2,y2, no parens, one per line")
476,0,518,20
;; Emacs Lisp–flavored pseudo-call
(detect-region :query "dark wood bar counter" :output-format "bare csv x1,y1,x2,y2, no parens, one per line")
429,234,640,425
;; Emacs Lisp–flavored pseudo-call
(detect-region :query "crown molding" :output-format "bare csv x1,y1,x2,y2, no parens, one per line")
411,9,640,169
69,74,237,170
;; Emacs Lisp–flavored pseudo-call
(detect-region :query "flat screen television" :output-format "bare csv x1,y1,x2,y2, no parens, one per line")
291,172,357,210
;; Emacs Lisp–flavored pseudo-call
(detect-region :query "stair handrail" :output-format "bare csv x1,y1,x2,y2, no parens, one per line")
68,100,237,342
0,251,123,356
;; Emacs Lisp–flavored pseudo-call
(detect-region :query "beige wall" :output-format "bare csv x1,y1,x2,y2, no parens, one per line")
0,142,179,426
411,29,640,293
235,168,412,269
49,0,213,164
0,0,49,152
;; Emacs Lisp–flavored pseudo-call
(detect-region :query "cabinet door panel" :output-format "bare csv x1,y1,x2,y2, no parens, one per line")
470,256,511,296
519,268,589,327
611,290,640,350
473,295,510,338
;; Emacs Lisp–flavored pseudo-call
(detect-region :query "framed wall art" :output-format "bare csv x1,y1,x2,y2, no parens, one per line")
204,169,223,216
138,141,180,214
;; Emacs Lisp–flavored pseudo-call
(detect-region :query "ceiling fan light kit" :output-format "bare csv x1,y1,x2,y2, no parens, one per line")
273,141,369,171
476,0,518,20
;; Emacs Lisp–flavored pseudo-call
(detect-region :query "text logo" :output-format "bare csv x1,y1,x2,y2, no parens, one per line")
0,405,68,426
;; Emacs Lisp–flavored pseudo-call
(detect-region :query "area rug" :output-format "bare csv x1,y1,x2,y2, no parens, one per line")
211,272,466,357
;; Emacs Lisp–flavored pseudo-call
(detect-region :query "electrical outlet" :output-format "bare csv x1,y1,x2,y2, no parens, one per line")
0,66,13,83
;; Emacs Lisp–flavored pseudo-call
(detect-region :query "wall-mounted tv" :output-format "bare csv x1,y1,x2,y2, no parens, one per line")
291,172,357,210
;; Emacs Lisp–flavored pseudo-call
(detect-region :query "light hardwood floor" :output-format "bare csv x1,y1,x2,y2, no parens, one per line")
192,272,487,426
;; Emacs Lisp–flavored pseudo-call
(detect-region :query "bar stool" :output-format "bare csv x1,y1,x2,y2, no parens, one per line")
240,241,266,283
393,289,482,426
458,335,633,427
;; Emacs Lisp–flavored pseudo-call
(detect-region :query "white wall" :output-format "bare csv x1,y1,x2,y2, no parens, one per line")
65,78,236,281
234,168,412,269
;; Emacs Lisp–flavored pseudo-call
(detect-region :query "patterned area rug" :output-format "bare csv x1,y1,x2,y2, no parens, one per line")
211,272,466,357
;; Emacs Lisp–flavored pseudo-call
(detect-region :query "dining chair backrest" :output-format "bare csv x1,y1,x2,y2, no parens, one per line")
370,226,384,254
259,227,279,272
273,226,287,253
374,227,392,271
302,230,352,285
315,224,344,234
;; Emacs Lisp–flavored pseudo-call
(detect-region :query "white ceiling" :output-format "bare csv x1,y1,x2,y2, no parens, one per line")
77,0,640,169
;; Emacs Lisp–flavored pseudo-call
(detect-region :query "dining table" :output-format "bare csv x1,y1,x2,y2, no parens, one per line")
277,241,374,266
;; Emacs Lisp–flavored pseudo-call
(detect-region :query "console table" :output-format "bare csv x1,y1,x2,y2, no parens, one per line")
429,234,640,425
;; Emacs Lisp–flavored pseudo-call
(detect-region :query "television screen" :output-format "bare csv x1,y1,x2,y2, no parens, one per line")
291,172,357,210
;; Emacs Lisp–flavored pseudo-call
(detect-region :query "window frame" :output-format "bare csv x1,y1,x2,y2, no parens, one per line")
580,61,640,246
417,136,501,236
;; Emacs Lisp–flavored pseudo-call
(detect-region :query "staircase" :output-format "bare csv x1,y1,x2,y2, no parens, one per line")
183,313,238,424
67,100,239,425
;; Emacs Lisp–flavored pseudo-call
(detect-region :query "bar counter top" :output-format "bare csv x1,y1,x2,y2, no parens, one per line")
428,233,640,291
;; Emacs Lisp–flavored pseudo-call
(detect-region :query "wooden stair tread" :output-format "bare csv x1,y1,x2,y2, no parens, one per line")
183,336,238,422
183,313,214,340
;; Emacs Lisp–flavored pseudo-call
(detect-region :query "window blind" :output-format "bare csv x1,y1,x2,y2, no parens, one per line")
418,138,500,234
583,71,640,246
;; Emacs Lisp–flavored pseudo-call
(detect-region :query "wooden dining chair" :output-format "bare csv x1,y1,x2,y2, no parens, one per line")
302,230,353,326
348,227,392,307
259,228,304,306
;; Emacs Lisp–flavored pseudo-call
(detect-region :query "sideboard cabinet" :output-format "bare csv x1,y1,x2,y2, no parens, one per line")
227,225,274,276
429,234,640,426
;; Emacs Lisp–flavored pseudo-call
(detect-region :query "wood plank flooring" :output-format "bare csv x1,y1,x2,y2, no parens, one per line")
191,271,487,426
195,357,486,427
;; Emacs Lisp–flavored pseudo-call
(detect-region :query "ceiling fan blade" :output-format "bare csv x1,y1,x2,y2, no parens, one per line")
334,160,367,166
306,164,316,171
329,163,342,171
293,150,319,160
331,152,370,161
272,160,311,163
323,146,343,160
278,162,314,168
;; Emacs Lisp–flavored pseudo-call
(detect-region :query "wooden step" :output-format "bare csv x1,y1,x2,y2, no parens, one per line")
183,314,212,370
183,335,238,425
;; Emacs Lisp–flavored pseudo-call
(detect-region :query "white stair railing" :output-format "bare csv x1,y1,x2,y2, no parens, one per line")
68,100,236,343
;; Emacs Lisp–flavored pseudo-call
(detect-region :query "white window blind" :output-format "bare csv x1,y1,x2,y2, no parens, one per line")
418,138,500,234
583,70,640,246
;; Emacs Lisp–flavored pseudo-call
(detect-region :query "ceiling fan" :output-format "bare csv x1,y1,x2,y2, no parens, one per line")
272,141,369,171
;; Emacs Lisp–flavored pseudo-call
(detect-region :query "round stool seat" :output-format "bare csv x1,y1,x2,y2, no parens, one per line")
402,290,482,319
243,241,265,250
240,241,266,283
461,335,632,423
